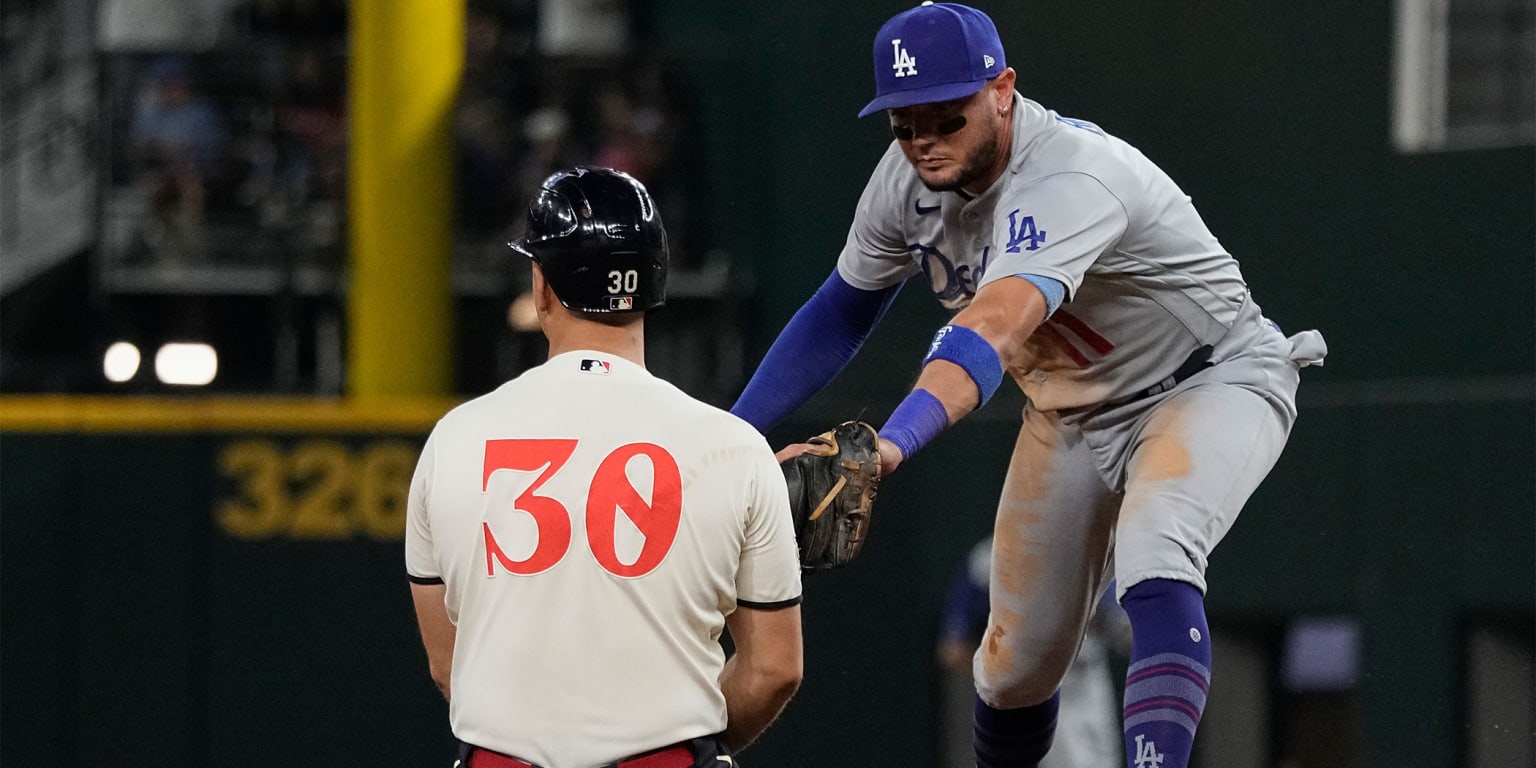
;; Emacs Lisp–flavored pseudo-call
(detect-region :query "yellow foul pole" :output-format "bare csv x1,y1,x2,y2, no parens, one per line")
348,1,463,397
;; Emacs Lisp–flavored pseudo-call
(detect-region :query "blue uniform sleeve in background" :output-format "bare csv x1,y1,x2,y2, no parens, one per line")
940,556,989,643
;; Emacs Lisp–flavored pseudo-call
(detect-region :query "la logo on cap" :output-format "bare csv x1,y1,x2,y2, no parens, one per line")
858,1,1007,118
891,38,917,77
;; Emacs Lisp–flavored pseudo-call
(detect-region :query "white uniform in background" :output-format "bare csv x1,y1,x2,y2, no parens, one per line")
406,350,802,768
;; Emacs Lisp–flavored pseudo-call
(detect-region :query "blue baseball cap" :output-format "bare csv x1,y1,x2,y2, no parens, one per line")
858,2,1006,118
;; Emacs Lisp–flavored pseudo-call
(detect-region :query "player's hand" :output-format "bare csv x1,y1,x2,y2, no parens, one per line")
783,437,902,473
774,442,815,463
876,436,904,476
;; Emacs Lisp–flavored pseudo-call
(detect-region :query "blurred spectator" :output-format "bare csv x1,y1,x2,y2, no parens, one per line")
464,1,530,93
592,82,663,181
513,103,581,213
273,44,345,205
263,43,346,255
457,97,520,236
624,62,700,263
937,536,1131,768
127,55,228,263
455,2,528,237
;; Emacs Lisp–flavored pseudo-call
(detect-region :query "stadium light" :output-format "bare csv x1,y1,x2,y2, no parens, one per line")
154,342,218,386
103,341,141,383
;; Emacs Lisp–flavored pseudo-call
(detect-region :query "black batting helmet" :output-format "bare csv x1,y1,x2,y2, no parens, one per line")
508,166,668,313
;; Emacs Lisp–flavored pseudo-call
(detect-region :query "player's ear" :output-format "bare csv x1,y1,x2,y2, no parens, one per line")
991,68,1017,112
530,263,556,318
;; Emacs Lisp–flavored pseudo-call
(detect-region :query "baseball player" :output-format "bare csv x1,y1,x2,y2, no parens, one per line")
730,4,1327,768
408,167,804,768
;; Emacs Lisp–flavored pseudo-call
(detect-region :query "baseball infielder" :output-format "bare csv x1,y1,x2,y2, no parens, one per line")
408,167,803,768
731,4,1326,767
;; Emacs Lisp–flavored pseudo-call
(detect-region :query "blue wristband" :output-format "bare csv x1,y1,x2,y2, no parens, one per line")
881,388,948,460
923,324,1004,407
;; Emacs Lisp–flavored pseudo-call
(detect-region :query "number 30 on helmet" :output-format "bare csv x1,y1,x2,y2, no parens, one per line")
507,166,669,314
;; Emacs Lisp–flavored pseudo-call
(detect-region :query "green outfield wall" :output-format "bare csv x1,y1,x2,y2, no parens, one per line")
2,393,1531,766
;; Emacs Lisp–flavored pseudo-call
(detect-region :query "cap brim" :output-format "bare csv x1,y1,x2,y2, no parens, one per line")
857,80,989,118
507,237,534,258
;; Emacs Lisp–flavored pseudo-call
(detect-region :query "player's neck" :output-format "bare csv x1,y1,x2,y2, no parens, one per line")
545,320,646,368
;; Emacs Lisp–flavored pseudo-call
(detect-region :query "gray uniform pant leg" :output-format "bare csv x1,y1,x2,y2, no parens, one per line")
1110,372,1298,599
974,405,1119,709
975,341,1302,709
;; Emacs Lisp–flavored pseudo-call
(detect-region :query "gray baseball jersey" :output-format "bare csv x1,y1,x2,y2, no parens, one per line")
839,93,1279,412
406,351,802,767
836,92,1326,708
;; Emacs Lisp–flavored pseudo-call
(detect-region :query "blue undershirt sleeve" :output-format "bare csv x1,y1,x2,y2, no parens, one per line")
730,270,902,433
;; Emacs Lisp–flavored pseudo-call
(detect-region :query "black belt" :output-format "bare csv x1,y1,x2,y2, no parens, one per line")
1102,344,1214,409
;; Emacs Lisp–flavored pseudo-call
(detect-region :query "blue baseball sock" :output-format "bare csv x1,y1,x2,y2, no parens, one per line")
974,691,1058,767
1120,579,1211,768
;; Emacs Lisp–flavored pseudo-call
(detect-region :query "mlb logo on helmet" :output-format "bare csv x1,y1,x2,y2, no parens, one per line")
609,296,635,311
858,2,1006,118
579,358,612,374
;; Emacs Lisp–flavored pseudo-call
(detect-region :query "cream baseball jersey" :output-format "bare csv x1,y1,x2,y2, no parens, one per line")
405,351,802,768
838,93,1260,412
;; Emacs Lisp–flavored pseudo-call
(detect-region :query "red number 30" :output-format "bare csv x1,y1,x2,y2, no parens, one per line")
481,439,682,578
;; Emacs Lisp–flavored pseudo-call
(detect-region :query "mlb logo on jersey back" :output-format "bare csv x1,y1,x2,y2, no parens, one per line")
579,359,611,374
609,296,634,311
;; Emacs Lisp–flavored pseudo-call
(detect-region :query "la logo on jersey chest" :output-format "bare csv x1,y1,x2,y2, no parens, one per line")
891,39,917,77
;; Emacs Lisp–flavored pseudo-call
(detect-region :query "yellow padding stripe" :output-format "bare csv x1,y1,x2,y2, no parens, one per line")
0,395,461,433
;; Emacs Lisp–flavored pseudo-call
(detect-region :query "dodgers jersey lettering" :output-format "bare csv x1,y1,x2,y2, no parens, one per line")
405,351,801,768
838,93,1254,411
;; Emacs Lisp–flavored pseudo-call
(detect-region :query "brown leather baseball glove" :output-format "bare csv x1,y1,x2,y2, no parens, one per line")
780,421,882,570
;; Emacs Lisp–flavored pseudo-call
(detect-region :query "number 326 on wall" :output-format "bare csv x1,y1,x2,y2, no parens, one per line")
217,439,419,540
